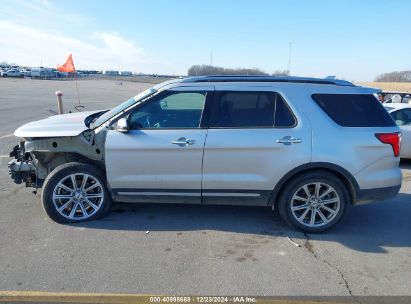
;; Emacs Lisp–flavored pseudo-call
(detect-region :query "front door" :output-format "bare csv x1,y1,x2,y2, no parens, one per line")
105,88,212,204
202,86,312,205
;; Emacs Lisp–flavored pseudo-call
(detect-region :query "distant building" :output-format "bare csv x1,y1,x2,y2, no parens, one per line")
103,70,119,76
119,71,132,76
86,70,99,75
31,67,58,79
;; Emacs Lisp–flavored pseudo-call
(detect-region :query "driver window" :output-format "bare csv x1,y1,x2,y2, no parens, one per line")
128,92,207,129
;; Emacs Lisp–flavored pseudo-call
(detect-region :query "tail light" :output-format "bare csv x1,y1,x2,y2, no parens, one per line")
375,132,401,157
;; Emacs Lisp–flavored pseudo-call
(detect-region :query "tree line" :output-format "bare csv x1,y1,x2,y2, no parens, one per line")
187,65,289,77
374,71,411,82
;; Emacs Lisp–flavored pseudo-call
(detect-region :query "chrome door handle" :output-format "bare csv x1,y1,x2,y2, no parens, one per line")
171,137,196,147
276,136,302,145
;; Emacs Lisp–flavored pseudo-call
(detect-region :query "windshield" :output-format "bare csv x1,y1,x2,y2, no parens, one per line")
91,87,157,128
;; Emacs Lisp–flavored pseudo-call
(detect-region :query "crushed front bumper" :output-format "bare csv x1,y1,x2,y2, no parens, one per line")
8,144,37,187
8,159,36,186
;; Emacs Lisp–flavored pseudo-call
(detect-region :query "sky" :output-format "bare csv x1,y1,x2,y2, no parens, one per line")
0,0,409,81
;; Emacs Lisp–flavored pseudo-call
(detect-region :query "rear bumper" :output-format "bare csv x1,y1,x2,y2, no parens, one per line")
354,185,401,205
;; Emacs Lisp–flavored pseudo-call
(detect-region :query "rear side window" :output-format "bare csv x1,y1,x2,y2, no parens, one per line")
312,94,395,127
210,91,296,128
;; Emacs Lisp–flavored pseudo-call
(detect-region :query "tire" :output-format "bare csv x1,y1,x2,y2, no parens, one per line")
277,171,349,233
41,162,112,223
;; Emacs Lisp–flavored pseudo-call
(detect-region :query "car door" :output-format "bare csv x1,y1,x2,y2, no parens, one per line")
390,108,411,158
399,125,411,158
202,86,312,205
105,87,213,204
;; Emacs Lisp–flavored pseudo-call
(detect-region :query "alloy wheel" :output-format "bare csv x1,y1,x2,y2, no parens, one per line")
290,182,341,228
52,173,104,220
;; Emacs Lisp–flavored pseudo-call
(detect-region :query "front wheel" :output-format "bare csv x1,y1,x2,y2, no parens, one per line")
277,171,349,233
42,162,112,223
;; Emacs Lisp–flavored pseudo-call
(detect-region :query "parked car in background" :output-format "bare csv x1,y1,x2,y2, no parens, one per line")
9,76,402,232
381,92,411,104
1,69,23,77
20,69,31,77
385,103,411,158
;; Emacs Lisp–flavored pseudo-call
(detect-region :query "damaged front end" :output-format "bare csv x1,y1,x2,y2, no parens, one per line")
8,142,38,187
8,128,107,193
8,108,110,194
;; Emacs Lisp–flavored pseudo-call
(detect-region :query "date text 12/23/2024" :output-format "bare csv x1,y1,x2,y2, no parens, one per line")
150,297,257,303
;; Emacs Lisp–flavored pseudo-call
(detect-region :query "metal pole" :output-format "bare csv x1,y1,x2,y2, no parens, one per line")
287,42,293,75
55,91,64,114
74,72,81,105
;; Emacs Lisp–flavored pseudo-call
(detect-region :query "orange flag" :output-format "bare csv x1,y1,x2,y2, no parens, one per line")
57,54,75,72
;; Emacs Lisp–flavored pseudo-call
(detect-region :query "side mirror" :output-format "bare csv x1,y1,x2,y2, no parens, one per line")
116,118,129,133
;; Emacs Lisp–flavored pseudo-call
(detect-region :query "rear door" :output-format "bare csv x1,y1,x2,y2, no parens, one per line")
105,87,213,204
201,86,312,205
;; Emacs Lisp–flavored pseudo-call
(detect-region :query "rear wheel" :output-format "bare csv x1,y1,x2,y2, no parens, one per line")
278,171,349,232
42,162,111,223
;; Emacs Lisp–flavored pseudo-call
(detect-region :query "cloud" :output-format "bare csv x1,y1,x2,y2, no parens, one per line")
0,21,170,73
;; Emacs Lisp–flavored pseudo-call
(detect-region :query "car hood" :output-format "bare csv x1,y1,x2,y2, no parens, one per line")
14,111,100,138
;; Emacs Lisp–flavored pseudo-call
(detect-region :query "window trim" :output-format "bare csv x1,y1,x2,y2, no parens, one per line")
125,90,212,130
205,90,298,129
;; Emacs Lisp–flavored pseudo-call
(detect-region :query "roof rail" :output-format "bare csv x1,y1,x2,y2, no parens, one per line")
181,75,354,86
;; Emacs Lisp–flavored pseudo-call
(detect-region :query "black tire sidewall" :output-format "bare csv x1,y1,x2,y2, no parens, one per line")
41,162,112,224
278,171,349,233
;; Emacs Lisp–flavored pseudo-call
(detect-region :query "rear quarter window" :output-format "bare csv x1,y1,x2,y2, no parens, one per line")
312,94,395,127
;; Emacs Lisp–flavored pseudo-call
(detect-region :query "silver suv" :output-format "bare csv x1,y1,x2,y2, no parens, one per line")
8,76,402,232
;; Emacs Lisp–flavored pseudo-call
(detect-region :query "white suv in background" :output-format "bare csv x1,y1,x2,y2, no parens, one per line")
8,76,402,232
1,69,23,77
